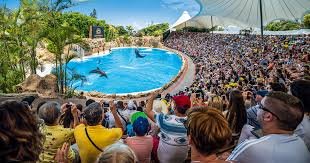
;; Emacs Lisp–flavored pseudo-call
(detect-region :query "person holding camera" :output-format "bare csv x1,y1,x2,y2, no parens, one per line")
74,101,124,163
59,102,81,128
38,101,79,163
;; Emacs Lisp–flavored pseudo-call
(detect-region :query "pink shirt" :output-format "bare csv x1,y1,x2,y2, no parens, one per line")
126,135,153,163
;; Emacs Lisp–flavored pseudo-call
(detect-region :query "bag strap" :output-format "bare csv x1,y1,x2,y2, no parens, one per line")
85,127,103,152
116,109,128,125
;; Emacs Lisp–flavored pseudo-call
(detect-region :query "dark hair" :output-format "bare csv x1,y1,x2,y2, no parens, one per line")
266,91,304,131
0,100,43,162
84,102,103,126
76,104,83,112
59,107,73,128
270,82,287,92
36,101,46,114
39,102,61,125
290,80,310,113
21,96,36,106
86,99,96,106
137,107,143,112
176,105,190,115
116,101,124,109
227,89,247,134
139,101,146,108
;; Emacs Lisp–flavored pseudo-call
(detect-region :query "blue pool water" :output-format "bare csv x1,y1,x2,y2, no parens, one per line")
67,48,183,94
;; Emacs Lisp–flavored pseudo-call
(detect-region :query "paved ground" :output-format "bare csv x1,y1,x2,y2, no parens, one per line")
162,48,195,95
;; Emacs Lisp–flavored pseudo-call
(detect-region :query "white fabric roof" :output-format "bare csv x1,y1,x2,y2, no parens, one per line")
174,15,249,29
196,0,310,27
170,11,192,29
213,29,310,35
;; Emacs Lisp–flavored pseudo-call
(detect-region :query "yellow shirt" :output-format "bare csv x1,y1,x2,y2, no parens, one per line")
74,124,122,163
39,125,75,163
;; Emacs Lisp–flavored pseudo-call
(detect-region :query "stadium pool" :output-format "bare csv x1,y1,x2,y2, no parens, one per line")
67,47,183,94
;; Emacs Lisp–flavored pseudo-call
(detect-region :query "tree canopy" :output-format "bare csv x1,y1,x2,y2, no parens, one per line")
304,14,310,29
265,20,301,31
138,23,169,37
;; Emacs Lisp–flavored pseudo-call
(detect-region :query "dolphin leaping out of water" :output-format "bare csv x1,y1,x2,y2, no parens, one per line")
89,67,108,78
135,49,146,58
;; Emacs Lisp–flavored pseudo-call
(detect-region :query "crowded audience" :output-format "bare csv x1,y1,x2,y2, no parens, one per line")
1,32,310,163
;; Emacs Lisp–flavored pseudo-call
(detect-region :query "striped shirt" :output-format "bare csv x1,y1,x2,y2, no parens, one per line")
155,113,188,163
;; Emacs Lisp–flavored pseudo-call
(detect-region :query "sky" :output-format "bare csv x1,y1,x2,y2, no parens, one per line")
2,0,201,30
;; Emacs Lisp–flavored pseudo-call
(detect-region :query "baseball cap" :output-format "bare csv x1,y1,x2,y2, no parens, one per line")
256,90,269,97
172,95,191,109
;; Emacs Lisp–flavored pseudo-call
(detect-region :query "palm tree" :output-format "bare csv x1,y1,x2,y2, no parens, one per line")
45,22,83,94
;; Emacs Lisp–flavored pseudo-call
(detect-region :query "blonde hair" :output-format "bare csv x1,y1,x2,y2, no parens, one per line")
208,96,224,111
186,107,232,156
96,142,137,163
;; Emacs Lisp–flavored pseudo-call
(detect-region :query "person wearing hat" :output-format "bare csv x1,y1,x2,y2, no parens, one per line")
145,92,191,163
125,112,153,163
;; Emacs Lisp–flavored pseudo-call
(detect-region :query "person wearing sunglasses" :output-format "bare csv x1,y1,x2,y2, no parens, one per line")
227,91,310,163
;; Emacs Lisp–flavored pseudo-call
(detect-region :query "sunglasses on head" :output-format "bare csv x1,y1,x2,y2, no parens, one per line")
259,103,282,121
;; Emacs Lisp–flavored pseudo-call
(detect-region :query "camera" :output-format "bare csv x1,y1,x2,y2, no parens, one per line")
66,103,72,109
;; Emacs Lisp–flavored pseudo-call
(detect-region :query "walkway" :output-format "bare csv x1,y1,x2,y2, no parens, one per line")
162,47,195,95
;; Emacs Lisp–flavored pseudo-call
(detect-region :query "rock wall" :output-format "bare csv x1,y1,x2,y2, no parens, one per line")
16,74,58,98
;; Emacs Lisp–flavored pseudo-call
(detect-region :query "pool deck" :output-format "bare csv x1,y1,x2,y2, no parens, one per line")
161,47,195,95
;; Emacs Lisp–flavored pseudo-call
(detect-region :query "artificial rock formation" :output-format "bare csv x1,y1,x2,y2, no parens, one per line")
16,74,58,97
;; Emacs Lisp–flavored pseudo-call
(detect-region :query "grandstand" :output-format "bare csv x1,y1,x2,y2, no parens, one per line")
1,0,310,163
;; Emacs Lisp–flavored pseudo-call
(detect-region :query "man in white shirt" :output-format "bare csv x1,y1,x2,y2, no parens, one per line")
227,91,310,163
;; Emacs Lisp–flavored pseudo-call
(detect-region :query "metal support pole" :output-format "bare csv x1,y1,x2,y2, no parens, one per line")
259,0,264,43
211,16,214,34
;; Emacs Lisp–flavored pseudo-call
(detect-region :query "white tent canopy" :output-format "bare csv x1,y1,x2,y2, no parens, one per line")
174,15,249,30
170,11,192,29
196,0,310,28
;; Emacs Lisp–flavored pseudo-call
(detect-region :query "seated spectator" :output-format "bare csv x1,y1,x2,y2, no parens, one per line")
38,102,78,162
75,101,123,163
227,91,310,163
186,107,232,163
36,100,47,128
0,100,43,162
224,89,247,143
21,95,36,109
86,99,96,106
107,101,129,131
246,90,268,129
208,96,225,111
59,102,77,128
145,93,190,163
291,79,310,150
96,142,137,163
268,82,287,92
125,112,153,163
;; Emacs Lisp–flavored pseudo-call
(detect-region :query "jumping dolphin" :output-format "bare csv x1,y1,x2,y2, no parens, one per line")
135,49,146,58
89,67,108,78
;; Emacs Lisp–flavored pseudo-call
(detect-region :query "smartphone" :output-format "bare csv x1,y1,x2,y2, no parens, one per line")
251,129,263,138
66,103,72,109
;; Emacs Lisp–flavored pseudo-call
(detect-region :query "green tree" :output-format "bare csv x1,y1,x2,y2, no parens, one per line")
139,23,169,36
116,26,128,36
304,14,310,29
265,20,301,31
43,0,84,94
126,25,134,36
90,8,97,18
